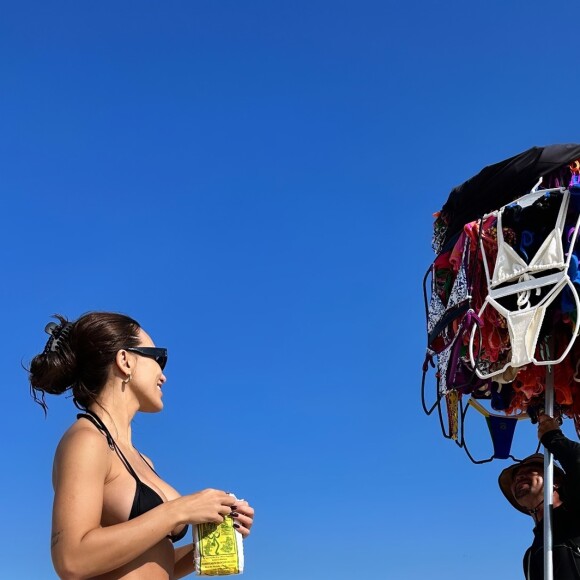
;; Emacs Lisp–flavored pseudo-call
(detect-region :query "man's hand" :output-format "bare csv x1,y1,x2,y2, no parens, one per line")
538,412,562,440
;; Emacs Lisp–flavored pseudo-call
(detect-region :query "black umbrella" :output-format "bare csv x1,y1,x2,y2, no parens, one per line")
440,144,580,250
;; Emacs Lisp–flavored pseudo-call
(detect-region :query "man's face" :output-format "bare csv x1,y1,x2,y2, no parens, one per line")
511,464,544,504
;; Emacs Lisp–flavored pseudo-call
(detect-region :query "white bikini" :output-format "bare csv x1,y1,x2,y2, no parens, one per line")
469,188,580,378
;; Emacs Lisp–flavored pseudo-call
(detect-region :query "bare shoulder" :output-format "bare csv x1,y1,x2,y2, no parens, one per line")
138,451,155,468
53,420,112,487
56,418,111,455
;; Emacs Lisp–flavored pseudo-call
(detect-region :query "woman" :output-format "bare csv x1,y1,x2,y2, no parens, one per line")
29,312,254,580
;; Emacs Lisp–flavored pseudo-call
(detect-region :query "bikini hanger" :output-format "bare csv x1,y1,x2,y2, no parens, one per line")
531,176,543,193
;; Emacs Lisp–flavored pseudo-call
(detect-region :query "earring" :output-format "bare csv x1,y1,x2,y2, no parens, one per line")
122,373,132,385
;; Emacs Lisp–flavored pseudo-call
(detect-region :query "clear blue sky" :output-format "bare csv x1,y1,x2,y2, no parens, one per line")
2,1,579,578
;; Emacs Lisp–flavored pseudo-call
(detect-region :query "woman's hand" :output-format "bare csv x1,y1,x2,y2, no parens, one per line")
176,489,237,525
538,412,562,440
230,499,254,538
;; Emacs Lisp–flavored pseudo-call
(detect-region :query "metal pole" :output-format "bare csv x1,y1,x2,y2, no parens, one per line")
544,363,554,580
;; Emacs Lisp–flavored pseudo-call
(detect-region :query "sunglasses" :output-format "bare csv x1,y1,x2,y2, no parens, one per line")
124,347,168,370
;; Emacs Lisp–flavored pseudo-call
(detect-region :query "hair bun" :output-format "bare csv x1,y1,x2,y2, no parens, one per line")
29,311,142,412
29,316,79,410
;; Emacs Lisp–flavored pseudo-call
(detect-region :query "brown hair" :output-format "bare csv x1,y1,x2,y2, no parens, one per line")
29,312,141,411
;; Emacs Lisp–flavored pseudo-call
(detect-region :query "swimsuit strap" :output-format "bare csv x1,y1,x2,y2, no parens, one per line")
479,213,496,287
77,410,115,448
137,451,159,476
77,410,141,482
496,209,505,246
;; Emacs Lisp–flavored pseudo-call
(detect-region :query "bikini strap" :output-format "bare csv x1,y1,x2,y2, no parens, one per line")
77,410,141,482
77,410,115,448
496,208,505,247
137,451,159,476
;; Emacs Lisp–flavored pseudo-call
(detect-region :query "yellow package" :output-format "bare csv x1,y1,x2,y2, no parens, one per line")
193,516,244,576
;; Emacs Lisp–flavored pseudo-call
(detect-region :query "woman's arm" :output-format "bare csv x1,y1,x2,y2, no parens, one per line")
174,544,196,579
51,427,182,579
51,428,235,580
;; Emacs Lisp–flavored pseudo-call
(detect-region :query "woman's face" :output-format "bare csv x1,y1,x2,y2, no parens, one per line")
128,329,167,412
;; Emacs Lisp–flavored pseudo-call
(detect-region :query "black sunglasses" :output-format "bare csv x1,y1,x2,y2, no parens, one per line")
124,347,168,370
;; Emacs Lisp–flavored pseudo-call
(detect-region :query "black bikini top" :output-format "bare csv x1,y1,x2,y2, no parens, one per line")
77,410,188,543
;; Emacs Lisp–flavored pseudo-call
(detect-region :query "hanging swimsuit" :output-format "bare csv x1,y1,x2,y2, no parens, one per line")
426,236,471,351
492,189,570,286
425,235,482,391
469,188,580,379
78,410,189,543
